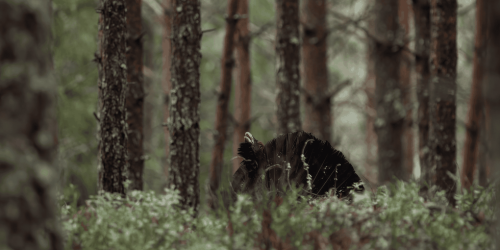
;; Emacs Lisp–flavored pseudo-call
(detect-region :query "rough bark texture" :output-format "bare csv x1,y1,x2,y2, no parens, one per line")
364,17,378,186
98,0,128,194
412,0,431,186
374,0,406,184
209,0,239,207
125,0,144,191
301,0,329,142
0,0,63,249
399,0,414,177
232,0,252,174
429,0,457,206
162,0,172,181
478,109,489,186
168,0,202,215
484,3,500,244
275,0,301,136
460,0,486,190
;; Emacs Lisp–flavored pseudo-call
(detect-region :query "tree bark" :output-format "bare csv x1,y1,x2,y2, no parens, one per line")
301,0,328,142
484,2,500,247
209,0,239,206
399,0,414,177
460,0,486,190
374,0,406,184
276,0,301,136
0,0,63,248
412,0,431,186
125,0,144,191
232,0,252,174
168,0,202,215
429,0,457,206
98,0,128,195
162,0,172,182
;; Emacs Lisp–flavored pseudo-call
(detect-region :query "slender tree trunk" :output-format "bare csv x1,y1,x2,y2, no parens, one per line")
412,0,431,186
99,0,128,195
399,0,414,177
209,0,239,206
125,0,144,191
478,108,489,186
364,16,378,185
232,0,252,174
0,0,63,248
484,2,500,247
143,17,154,155
168,0,202,215
302,0,328,141
460,0,486,190
374,0,406,184
162,0,172,182
429,0,457,206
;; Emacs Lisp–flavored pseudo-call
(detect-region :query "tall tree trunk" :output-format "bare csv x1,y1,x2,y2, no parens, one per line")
125,0,144,191
484,2,500,246
209,0,239,207
429,0,457,206
99,0,128,195
232,0,252,174
478,108,489,186
302,0,328,141
162,0,172,182
0,0,63,248
374,0,406,184
143,16,155,155
399,0,414,177
460,0,486,190
412,0,431,187
168,0,202,215
364,15,377,185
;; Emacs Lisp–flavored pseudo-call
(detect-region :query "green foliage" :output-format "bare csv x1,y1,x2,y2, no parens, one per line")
62,181,493,249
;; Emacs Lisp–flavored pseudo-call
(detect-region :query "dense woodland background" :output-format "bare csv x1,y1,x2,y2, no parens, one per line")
2,0,500,249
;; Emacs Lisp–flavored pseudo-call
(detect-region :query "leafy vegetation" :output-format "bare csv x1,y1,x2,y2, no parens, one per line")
61,180,493,249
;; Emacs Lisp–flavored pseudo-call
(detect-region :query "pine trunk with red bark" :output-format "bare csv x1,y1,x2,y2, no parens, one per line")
399,0,414,177
460,0,486,190
429,0,457,206
302,0,329,142
209,0,239,207
232,0,252,174
412,0,431,187
125,0,144,191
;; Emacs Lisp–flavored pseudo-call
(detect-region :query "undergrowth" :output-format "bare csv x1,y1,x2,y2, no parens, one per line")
60,180,494,249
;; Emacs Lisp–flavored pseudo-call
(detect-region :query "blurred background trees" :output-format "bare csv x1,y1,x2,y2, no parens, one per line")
51,0,485,209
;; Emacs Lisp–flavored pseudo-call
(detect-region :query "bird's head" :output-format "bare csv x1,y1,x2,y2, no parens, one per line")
231,132,268,194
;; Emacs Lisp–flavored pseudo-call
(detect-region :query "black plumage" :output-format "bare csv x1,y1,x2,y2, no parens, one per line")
231,131,364,200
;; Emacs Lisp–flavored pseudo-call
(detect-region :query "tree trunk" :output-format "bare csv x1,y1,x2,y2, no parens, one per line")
168,0,202,215
209,0,239,206
232,0,252,174
460,0,486,190
0,0,63,248
484,3,500,246
478,108,489,186
162,0,172,182
374,0,406,184
412,0,431,186
399,0,414,177
301,0,328,142
143,16,155,155
364,16,377,186
99,0,128,195
276,0,301,136
429,0,457,206
125,0,144,191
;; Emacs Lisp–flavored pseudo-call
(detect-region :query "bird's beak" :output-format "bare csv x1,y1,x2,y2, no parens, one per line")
244,132,254,144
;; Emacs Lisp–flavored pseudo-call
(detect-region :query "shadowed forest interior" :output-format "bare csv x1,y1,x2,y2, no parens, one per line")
2,0,500,249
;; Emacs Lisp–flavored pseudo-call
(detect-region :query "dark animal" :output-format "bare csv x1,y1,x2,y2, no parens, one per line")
231,131,364,200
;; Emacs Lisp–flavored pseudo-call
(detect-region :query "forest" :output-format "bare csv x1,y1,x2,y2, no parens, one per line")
1,0,499,249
